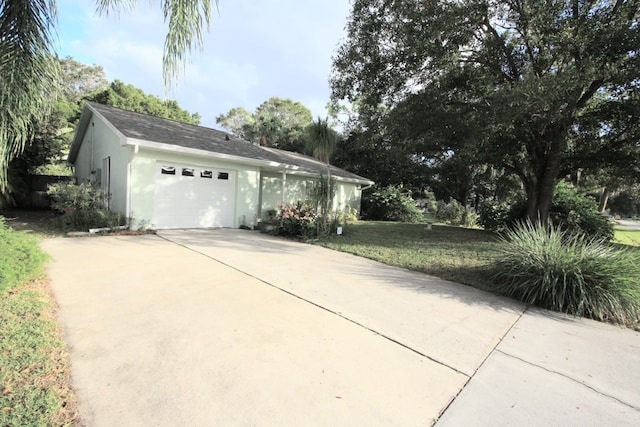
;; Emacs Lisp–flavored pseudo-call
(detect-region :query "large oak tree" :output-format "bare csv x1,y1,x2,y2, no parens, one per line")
331,0,640,222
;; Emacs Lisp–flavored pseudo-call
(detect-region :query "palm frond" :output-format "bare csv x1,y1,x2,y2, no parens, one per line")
0,0,60,192
97,0,218,90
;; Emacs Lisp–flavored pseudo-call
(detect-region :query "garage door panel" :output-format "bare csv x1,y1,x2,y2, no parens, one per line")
153,162,236,229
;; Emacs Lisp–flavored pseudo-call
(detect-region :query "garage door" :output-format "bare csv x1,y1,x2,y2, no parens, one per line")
153,162,236,229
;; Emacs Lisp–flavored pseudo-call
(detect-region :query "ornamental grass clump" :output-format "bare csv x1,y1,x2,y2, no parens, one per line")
492,221,640,327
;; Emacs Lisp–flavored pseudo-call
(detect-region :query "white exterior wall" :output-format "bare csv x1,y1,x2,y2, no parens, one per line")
73,117,131,217
129,149,260,229
260,172,363,219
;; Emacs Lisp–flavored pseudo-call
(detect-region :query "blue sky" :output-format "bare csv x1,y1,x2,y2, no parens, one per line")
56,1,352,129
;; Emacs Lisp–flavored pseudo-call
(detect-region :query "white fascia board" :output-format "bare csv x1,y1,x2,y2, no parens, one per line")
265,167,374,186
125,138,291,169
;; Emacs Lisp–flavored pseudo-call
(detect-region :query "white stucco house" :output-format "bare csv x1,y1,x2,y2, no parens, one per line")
68,102,373,229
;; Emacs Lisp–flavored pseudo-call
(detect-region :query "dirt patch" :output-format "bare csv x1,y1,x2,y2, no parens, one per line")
1,209,62,237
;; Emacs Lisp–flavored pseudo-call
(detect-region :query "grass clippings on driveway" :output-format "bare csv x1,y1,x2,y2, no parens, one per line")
317,221,501,292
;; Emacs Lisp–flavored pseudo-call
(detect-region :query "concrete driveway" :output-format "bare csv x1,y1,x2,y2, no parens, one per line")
42,229,640,426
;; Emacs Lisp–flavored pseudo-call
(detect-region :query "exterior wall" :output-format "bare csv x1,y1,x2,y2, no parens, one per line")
129,149,260,229
73,117,131,217
259,172,363,219
334,181,363,214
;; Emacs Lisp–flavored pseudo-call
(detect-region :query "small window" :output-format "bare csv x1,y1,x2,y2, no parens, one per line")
182,168,195,177
161,166,176,175
217,172,229,180
200,170,213,179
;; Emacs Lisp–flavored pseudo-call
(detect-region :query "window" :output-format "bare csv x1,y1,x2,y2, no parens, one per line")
182,168,195,177
161,166,176,175
217,172,229,180
200,170,213,179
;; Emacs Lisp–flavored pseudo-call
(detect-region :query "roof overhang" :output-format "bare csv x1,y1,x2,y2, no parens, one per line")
128,138,374,185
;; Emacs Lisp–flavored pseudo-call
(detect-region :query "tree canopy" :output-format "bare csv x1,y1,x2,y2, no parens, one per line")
0,0,218,191
332,0,640,222
88,80,202,125
216,97,313,152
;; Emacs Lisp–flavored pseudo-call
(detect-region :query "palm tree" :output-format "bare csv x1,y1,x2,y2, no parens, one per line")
0,0,217,191
306,117,337,231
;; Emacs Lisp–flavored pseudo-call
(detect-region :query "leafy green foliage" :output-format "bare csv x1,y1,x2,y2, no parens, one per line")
435,200,463,225
609,190,640,218
217,97,313,152
492,222,640,327
47,182,123,231
549,182,614,241
0,0,60,192
308,175,337,234
88,80,201,124
480,182,613,240
0,219,48,295
362,185,424,222
478,200,513,232
273,202,318,240
332,0,640,223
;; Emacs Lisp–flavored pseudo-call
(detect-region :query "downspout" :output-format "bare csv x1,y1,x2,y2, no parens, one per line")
125,144,138,228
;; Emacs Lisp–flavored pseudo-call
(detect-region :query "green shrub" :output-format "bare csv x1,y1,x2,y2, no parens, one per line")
478,200,513,231
362,185,424,222
274,202,319,240
479,182,613,240
0,218,48,294
492,221,640,326
609,190,640,218
436,199,474,226
48,182,104,213
60,208,122,231
550,182,613,241
47,182,123,231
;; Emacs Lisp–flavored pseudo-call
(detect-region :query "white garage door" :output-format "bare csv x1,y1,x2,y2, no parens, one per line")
153,162,236,229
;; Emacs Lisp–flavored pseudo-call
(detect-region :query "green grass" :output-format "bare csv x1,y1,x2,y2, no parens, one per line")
614,225,640,247
316,220,640,328
0,218,78,426
316,221,501,291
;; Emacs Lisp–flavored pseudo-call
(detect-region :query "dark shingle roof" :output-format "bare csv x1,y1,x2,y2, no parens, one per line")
83,102,371,183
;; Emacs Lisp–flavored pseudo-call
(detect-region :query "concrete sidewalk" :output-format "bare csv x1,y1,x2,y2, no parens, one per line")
42,229,640,425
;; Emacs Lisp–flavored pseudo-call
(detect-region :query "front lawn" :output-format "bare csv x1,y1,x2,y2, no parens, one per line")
614,224,640,247
316,221,501,292
0,218,78,426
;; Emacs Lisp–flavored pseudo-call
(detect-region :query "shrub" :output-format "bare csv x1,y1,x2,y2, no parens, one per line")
275,202,318,239
492,221,640,326
436,199,466,225
47,182,123,231
479,182,613,240
550,181,613,241
0,218,48,294
48,182,104,213
478,200,512,231
609,190,640,218
362,185,424,222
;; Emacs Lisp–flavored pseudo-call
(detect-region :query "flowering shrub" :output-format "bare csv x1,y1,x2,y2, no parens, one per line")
276,202,318,239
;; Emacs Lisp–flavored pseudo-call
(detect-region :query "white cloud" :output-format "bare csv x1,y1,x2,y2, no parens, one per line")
56,0,353,128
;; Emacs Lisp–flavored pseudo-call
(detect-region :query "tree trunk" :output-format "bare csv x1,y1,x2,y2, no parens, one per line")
526,138,564,224
598,187,610,214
